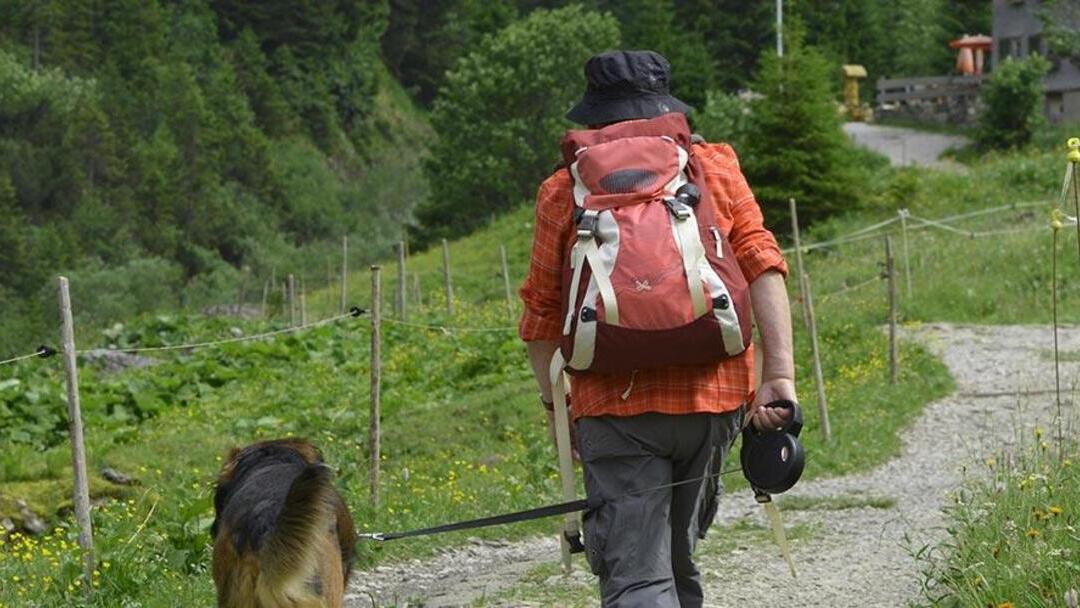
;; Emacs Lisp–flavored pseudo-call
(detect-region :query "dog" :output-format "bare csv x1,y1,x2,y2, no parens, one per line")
211,438,357,608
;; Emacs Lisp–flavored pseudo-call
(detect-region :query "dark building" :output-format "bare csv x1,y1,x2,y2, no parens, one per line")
993,0,1080,122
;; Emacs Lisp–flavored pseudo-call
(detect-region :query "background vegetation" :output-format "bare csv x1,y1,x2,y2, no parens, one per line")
1,0,995,351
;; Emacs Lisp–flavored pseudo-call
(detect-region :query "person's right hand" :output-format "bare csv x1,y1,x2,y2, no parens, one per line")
545,410,580,462
750,378,796,431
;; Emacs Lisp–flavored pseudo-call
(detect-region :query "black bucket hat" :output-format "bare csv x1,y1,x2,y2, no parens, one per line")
566,50,692,126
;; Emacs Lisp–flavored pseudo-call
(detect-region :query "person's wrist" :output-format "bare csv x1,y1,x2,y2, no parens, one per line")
759,368,794,383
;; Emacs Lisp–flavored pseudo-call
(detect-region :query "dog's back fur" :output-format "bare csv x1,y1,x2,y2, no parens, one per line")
211,439,356,608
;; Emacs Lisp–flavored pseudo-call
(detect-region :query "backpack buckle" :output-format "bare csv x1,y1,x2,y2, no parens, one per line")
576,210,599,238
664,198,692,220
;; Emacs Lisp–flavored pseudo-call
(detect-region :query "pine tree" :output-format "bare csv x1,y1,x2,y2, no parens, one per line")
0,173,35,293
741,34,865,229
677,0,773,91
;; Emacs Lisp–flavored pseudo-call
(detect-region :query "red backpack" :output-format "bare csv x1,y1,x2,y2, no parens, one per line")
556,112,751,374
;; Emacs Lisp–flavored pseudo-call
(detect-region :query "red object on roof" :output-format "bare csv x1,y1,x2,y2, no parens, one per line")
949,34,992,49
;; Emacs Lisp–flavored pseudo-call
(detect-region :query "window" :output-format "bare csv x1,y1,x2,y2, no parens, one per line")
998,37,1023,60
1029,34,1043,56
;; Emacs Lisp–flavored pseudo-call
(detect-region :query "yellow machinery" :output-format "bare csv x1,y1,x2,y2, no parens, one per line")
841,64,873,122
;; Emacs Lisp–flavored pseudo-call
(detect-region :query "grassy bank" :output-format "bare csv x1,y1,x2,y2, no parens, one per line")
921,432,1080,607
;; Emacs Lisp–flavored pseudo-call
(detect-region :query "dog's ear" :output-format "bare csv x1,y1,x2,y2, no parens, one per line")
216,447,242,480
282,438,324,464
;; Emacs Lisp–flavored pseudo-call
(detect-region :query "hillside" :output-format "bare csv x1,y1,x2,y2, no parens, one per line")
0,3,431,353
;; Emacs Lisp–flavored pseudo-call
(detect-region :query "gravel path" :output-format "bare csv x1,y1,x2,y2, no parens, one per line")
843,122,969,169
346,324,1080,607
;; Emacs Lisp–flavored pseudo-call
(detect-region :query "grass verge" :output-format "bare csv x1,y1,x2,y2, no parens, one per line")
919,431,1080,607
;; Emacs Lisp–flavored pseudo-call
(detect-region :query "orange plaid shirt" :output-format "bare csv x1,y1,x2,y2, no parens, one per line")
519,142,788,420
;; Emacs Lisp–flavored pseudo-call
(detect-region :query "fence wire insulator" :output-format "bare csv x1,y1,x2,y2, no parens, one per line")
0,345,59,367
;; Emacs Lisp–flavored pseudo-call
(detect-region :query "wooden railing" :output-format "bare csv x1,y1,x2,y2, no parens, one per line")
876,75,986,104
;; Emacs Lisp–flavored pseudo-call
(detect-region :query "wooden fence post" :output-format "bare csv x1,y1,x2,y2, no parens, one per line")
802,272,832,442
287,274,296,327
369,266,382,507
885,236,899,384
442,238,454,316
235,265,249,316
898,209,913,298
57,277,94,594
341,235,348,315
300,286,307,326
789,198,811,329
397,241,407,321
281,281,287,319
500,245,514,319
260,280,269,318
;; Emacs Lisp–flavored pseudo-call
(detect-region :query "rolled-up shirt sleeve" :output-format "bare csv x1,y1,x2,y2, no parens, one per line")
704,144,789,283
518,173,572,342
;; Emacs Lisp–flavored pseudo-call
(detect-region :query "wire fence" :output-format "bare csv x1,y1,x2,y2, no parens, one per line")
380,318,517,334
816,274,883,302
781,200,1048,255
0,345,57,368
74,308,365,356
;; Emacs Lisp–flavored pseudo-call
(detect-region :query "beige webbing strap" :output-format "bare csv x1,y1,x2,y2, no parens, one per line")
563,244,588,336
582,239,620,326
549,350,578,573
672,214,709,318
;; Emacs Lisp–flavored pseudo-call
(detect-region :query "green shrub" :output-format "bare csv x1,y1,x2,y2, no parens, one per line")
64,258,185,328
976,55,1051,151
740,36,868,230
692,90,750,149
415,5,620,244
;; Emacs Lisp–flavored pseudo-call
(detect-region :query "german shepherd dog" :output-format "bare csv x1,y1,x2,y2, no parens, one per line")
211,438,357,608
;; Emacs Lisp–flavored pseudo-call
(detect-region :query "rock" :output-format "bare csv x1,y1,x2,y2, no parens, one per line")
0,517,14,533
81,349,160,373
201,304,262,319
229,327,244,338
16,500,46,536
102,467,139,486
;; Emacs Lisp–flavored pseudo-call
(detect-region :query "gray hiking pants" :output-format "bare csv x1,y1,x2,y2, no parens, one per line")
576,411,741,608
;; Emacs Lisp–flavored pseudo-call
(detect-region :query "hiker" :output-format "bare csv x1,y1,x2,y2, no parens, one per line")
518,50,796,608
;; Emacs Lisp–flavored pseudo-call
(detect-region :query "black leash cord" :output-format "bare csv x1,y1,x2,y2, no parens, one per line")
357,465,743,543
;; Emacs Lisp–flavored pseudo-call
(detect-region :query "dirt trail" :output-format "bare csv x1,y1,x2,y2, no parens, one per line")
345,324,1080,607
843,122,969,169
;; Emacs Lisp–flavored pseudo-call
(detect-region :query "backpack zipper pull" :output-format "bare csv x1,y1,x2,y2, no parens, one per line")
621,370,637,400
710,226,723,258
